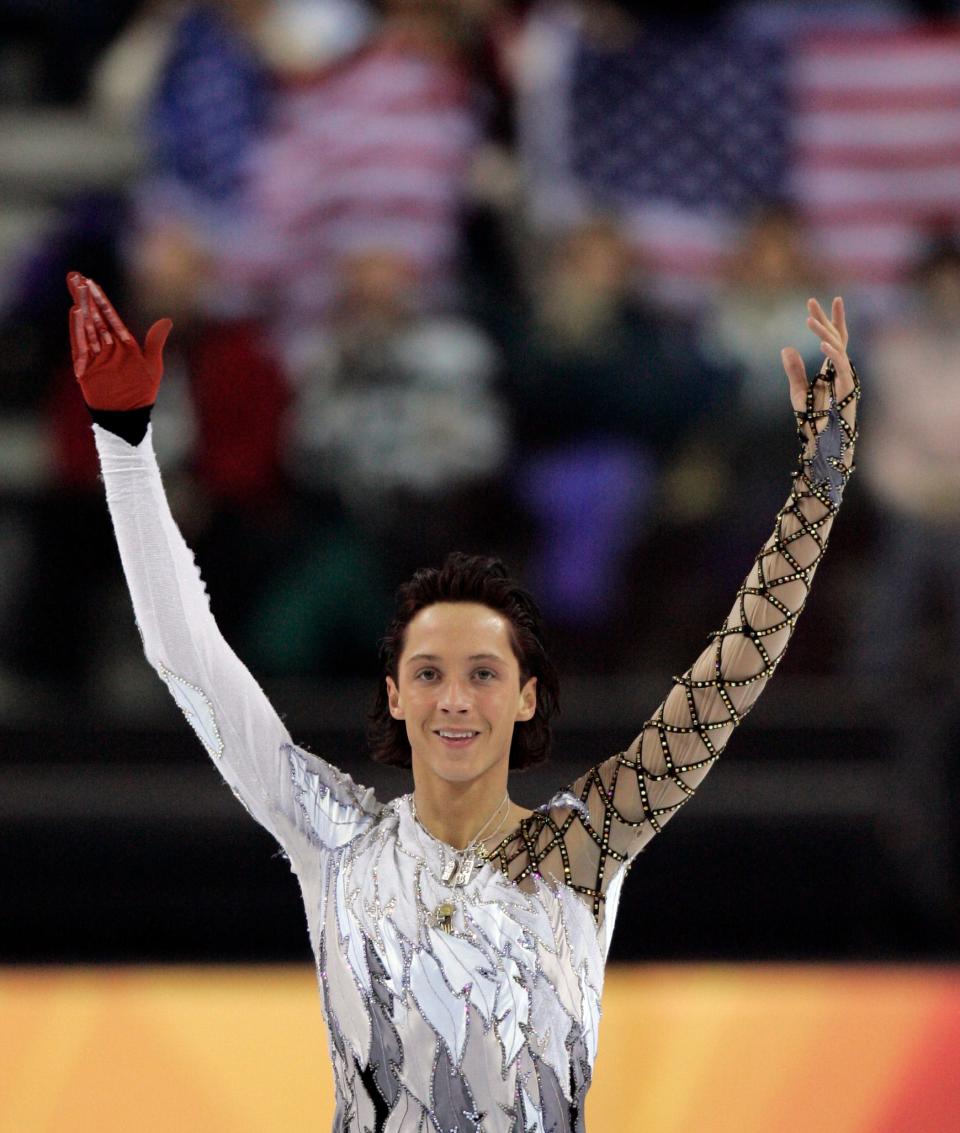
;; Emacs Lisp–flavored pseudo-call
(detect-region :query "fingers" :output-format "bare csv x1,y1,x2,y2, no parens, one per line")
819,338,847,368
143,318,173,370
805,299,842,350
807,295,849,349
68,304,81,358
80,288,101,356
67,271,84,305
780,347,808,412
831,354,855,402
87,278,133,343
67,270,132,347
71,307,88,378
68,274,102,357
832,295,849,349
806,315,842,351
84,284,113,346
784,298,857,445
807,296,834,327
805,294,854,395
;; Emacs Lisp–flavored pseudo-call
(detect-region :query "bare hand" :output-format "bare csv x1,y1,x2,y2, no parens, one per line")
781,296,859,506
781,296,854,411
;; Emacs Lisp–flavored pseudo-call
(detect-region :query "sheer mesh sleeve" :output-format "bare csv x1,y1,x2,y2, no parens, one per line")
485,360,860,926
94,424,381,865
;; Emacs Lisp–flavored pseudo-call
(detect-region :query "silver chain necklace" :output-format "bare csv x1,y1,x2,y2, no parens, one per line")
411,791,511,932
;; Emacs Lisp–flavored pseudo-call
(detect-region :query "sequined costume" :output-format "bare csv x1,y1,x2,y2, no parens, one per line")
92,362,858,1132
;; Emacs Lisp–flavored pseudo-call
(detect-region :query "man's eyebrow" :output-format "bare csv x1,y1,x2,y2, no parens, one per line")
405,652,506,663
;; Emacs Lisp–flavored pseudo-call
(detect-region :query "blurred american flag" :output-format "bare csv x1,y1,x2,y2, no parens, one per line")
792,28,960,290
209,36,480,346
518,10,960,309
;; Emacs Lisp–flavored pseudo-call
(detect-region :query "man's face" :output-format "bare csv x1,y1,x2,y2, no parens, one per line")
386,602,538,789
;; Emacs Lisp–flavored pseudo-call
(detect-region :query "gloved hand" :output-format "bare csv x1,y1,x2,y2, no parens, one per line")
67,271,173,411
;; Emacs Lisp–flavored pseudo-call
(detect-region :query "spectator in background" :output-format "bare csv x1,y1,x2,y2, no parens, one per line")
97,0,381,659
215,0,485,364
1,0,141,104
196,0,496,672
850,237,960,687
288,249,506,521
3,0,496,691
510,2,795,311
704,205,822,428
0,3,295,702
248,246,508,677
0,195,133,701
114,0,373,235
674,206,837,654
497,217,720,659
698,205,823,518
3,0,495,694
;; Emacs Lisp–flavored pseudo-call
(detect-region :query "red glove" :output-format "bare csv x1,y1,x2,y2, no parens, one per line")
67,272,173,411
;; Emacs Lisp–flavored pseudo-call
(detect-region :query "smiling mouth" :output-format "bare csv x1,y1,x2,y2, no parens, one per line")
434,729,480,746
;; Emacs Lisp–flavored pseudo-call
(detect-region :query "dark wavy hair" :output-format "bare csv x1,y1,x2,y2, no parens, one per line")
367,552,560,770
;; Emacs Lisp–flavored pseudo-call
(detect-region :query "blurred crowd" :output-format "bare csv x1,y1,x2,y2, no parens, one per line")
2,0,960,713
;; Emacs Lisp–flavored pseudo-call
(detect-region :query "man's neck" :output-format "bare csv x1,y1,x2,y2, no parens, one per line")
412,775,515,851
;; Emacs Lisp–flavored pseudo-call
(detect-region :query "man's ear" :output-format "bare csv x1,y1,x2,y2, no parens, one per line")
386,675,404,719
517,675,537,722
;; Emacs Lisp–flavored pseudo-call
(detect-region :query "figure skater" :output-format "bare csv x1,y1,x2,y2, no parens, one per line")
67,271,858,1132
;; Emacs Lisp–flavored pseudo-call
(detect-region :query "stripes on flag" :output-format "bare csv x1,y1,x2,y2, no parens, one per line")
218,38,480,339
518,11,960,309
791,27,960,288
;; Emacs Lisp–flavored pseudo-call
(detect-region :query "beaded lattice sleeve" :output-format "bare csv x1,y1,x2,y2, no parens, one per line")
486,360,860,927
94,424,380,864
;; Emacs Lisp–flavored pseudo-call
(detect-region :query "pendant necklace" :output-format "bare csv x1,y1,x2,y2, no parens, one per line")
412,791,511,933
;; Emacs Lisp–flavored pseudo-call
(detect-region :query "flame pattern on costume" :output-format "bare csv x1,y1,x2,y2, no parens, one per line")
282,750,601,1131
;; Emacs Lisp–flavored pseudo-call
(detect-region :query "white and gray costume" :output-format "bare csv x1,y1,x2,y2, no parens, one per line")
93,367,856,1132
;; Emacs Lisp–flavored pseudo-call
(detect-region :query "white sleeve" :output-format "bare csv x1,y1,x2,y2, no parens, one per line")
94,423,381,866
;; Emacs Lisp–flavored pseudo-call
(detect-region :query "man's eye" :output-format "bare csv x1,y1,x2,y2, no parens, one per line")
416,669,438,681
474,669,496,681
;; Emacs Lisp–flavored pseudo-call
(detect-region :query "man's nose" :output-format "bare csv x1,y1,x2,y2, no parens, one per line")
439,678,471,713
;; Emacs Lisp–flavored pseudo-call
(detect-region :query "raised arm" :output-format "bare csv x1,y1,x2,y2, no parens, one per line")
67,273,381,863
487,298,860,927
